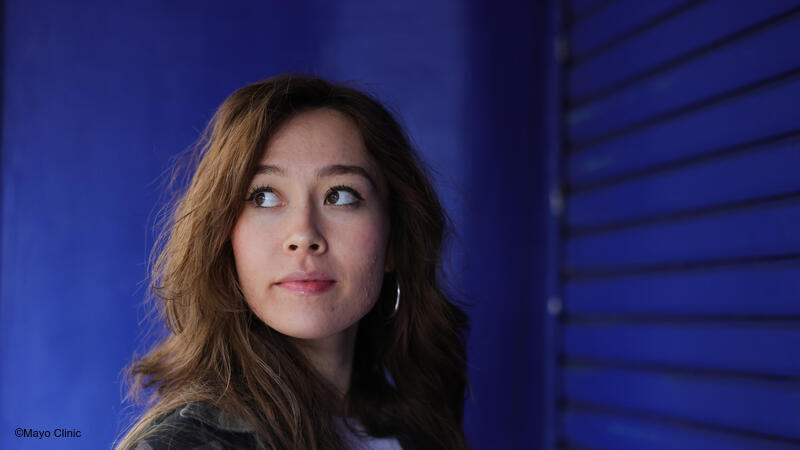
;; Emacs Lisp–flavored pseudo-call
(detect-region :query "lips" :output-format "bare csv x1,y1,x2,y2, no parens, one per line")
276,270,335,295
277,270,334,284
276,280,335,295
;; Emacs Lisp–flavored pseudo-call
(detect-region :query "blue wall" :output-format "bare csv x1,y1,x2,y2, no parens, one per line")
558,1,800,448
0,1,552,448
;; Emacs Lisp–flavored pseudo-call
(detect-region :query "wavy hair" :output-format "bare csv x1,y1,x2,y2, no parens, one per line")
115,74,471,450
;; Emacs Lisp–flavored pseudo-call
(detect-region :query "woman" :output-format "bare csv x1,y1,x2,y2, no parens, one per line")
115,74,471,450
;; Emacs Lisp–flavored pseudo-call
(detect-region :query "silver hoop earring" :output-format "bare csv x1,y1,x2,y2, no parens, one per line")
389,280,400,319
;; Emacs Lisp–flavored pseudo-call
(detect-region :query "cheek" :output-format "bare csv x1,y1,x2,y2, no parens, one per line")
231,216,272,292
340,221,389,302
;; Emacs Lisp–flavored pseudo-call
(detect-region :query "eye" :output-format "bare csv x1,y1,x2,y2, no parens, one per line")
247,186,281,208
325,185,363,206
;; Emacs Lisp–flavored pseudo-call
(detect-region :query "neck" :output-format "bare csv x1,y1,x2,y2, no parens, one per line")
290,322,359,404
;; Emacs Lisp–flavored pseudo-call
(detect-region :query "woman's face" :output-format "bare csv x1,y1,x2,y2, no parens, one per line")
231,108,392,341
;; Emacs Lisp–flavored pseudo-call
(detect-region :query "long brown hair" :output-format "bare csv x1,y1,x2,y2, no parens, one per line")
115,74,471,449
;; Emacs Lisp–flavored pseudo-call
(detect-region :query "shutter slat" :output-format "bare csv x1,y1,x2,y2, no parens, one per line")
563,323,800,377
570,0,612,19
569,0,800,101
563,367,800,440
570,0,695,61
562,410,800,450
569,12,800,143
567,139,800,229
565,262,800,316
566,199,800,271
568,76,800,186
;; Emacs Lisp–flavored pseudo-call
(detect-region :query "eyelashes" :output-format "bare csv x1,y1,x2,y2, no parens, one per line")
245,184,364,208
246,185,281,208
325,184,364,206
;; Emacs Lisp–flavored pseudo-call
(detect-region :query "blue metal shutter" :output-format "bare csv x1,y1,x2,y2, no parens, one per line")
558,1,800,448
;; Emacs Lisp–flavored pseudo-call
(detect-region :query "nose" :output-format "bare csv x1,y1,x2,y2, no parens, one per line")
283,203,327,255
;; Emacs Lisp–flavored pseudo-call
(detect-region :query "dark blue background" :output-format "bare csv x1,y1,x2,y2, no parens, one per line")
0,1,555,448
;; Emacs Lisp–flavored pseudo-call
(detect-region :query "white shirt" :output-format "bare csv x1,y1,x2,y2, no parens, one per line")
333,416,404,450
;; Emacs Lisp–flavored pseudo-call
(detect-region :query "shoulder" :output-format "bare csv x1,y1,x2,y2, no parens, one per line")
129,401,268,450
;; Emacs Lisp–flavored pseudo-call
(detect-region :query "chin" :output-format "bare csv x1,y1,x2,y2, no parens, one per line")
270,319,351,341
280,328,333,341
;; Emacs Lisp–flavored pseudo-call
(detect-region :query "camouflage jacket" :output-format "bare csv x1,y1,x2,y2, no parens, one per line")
130,401,412,450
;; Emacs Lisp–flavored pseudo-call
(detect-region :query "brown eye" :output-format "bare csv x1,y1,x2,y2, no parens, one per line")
326,191,340,204
325,186,362,206
248,187,280,208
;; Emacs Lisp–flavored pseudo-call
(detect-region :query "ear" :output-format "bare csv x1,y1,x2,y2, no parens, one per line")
384,242,395,273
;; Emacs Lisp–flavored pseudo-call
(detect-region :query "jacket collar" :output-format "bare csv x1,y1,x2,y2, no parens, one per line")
178,401,257,434
176,401,416,449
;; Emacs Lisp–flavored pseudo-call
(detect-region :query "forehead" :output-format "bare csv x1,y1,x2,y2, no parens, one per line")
261,108,371,167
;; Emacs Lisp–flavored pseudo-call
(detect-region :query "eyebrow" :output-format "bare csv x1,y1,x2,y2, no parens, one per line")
255,164,378,190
